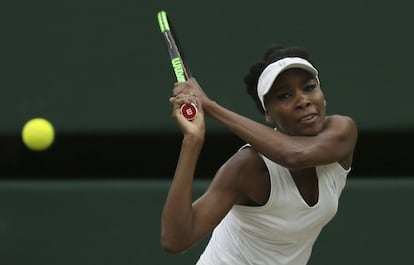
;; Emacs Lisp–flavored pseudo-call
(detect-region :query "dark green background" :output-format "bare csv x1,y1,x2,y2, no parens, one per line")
1,1,414,264
1,179,413,265
1,0,413,178
1,0,413,134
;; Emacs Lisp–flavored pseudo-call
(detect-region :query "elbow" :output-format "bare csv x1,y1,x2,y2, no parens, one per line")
279,150,309,169
160,237,189,254
160,222,194,254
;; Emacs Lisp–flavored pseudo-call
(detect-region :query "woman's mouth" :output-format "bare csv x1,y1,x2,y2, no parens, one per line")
299,113,318,124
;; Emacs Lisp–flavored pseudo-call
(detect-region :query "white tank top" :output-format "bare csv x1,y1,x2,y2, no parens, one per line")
196,151,350,265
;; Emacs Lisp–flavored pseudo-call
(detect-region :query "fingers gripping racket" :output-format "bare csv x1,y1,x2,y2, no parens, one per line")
157,10,197,120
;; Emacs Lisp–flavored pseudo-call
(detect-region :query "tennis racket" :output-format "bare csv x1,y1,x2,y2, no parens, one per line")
157,10,197,120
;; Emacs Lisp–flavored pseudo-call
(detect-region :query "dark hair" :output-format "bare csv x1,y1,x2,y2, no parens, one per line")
244,44,316,114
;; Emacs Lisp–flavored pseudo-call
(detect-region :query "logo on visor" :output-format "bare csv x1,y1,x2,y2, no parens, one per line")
278,61,287,67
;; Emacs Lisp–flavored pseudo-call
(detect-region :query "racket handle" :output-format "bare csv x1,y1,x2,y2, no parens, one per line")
181,103,198,120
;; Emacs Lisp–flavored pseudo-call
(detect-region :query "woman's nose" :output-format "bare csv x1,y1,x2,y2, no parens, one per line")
296,94,311,109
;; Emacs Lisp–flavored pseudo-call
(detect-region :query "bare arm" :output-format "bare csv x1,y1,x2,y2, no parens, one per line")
173,78,358,170
206,101,357,169
161,92,264,253
161,142,263,253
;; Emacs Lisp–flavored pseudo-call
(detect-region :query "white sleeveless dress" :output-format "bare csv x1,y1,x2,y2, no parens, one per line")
196,149,350,265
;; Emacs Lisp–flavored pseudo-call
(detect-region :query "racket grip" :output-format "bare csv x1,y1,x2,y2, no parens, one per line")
181,103,198,120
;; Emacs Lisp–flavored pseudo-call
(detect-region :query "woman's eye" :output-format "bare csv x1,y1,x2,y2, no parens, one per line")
304,84,316,92
277,93,290,100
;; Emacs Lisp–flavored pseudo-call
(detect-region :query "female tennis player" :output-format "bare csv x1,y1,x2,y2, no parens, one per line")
162,44,358,265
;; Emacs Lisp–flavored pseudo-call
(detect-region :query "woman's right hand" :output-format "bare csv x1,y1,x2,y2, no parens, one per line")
169,81,205,142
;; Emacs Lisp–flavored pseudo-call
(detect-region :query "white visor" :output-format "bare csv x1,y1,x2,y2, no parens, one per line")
257,57,318,111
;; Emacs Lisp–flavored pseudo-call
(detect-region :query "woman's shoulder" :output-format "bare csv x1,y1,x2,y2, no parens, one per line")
232,145,265,169
217,145,268,185
324,115,358,169
209,145,269,205
327,114,356,123
231,145,271,206
325,115,358,134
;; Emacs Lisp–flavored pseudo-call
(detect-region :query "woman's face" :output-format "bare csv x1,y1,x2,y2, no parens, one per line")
264,68,326,136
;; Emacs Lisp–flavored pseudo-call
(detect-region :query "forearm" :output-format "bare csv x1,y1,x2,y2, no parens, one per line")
203,100,301,166
161,135,203,251
203,100,355,169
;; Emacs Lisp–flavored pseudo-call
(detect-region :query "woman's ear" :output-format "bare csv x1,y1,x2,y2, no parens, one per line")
324,100,327,107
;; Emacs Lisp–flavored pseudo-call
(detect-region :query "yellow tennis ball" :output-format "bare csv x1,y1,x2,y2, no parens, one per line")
22,118,55,151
